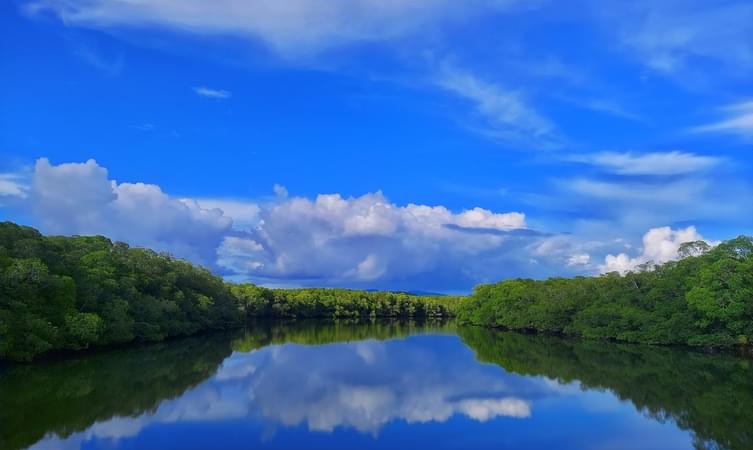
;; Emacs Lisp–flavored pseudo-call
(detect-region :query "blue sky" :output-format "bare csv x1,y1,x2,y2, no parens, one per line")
1,0,752,292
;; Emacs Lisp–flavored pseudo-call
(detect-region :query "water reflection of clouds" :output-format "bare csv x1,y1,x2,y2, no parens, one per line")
31,335,557,449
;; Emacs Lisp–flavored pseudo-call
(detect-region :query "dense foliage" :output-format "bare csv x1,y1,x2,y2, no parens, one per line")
0,222,458,361
229,285,459,320
0,222,242,361
3,220,750,360
459,236,753,347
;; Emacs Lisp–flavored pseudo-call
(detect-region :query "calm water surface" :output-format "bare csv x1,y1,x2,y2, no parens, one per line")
2,321,751,450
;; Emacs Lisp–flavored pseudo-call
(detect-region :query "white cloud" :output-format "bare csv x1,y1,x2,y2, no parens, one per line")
26,158,233,265
436,65,559,148
192,198,260,228
5,159,571,289
27,0,525,58
217,191,532,287
567,253,590,266
691,100,753,139
273,183,288,198
457,398,531,421
0,173,28,198
571,151,721,176
558,168,752,235
569,98,644,122
599,225,712,274
567,177,707,204
5,158,747,288
193,86,231,98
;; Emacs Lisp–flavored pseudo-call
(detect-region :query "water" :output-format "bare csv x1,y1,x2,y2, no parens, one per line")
2,320,751,450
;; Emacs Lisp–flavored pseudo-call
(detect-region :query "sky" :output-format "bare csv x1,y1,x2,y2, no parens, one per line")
1,0,752,293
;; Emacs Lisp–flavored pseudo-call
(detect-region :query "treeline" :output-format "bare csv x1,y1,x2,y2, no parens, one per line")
458,236,753,347
0,222,242,361
3,220,751,360
232,318,454,352
0,222,458,361
230,285,460,321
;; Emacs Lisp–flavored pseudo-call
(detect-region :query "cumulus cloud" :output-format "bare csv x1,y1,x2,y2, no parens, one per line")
216,190,538,288
600,225,712,274
25,158,233,265
571,151,721,176
193,86,231,98
3,158,578,289
691,100,753,139
192,198,260,229
436,65,559,148
5,158,746,288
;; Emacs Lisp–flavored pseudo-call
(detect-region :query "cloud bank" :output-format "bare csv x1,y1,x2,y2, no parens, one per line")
216,191,532,287
4,158,597,290
5,158,735,290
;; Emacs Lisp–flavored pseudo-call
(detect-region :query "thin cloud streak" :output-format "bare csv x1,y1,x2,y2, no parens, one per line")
194,87,232,98
569,151,721,176
691,100,753,139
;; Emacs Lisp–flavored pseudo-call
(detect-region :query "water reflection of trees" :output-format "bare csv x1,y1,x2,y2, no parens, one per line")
0,334,234,450
232,318,454,352
2,319,451,450
459,327,753,450
3,321,752,450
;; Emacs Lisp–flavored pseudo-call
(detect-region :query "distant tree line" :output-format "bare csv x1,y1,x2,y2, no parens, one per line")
0,222,457,361
458,236,753,347
230,285,459,321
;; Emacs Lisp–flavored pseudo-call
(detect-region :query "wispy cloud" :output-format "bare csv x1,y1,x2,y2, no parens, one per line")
567,98,644,122
72,44,125,76
194,87,231,99
570,151,721,176
26,0,522,58
566,177,708,203
436,65,560,149
604,0,753,76
691,101,753,139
